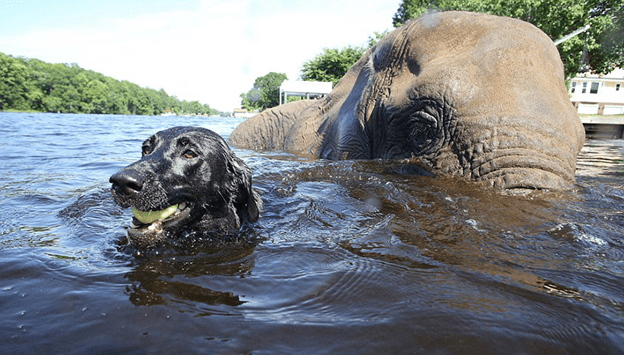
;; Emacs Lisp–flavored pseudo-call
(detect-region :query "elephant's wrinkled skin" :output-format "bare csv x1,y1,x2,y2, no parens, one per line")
230,11,585,190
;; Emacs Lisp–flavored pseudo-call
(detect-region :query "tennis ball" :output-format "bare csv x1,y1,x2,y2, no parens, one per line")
131,204,178,224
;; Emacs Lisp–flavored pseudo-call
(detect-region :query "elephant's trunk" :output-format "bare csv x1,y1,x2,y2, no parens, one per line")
447,114,582,190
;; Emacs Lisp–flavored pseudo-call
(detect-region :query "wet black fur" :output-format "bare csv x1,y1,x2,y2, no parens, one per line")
109,127,261,245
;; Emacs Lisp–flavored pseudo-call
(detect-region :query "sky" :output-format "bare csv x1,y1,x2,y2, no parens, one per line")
0,0,400,111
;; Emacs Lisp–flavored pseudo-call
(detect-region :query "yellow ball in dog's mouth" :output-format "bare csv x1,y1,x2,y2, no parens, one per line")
131,204,178,224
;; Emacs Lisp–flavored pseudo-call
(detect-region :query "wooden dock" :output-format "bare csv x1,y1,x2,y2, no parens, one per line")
580,115,624,139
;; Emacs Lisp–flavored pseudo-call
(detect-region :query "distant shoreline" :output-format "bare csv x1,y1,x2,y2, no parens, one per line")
0,110,231,118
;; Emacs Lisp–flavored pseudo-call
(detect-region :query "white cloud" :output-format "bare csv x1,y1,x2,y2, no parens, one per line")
0,0,398,111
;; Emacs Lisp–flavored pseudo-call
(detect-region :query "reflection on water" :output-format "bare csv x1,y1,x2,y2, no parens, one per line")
125,246,255,307
0,113,623,354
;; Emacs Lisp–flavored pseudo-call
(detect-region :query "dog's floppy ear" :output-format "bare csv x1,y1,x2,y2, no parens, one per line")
228,156,262,222
244,189,262,222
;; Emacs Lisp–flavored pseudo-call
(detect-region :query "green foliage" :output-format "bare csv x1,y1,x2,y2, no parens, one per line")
300,32,388,87
367,31,390,48
300,46,366,86
392,0,624,78
0,52,220,116
0,52,35,111
240,72,288,111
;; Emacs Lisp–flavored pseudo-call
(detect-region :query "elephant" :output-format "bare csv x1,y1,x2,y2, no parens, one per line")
230,11,585,190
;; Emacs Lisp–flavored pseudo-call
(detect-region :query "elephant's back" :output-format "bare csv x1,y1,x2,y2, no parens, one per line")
230,100,317,151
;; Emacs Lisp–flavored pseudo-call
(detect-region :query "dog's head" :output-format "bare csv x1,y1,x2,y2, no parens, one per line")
110,126,261,248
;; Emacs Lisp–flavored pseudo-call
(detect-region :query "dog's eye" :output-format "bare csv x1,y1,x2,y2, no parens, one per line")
183,150,197,159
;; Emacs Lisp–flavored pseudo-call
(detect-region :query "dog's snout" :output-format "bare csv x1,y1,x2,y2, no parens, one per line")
110,169,144,196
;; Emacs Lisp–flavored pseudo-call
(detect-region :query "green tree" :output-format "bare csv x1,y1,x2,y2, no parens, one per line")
300,46,365,86
42,95,63,112
0,53,32,110
80,78,108,113
0,51,220,116
104,78,130,114
240,72,288,110
392,0,624,78
299,33,387,87
367,31,389,48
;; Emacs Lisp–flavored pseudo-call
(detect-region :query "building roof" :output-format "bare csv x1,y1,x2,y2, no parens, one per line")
279,81,333,95
575,68,624,81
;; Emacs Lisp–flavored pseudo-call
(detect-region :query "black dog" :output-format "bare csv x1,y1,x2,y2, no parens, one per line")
109,126,261,248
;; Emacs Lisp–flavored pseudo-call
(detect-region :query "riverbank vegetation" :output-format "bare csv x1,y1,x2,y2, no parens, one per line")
0,51,221,116
239,72,288,111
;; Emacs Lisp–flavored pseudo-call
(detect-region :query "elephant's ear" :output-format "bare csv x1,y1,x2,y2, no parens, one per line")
229,156,262,223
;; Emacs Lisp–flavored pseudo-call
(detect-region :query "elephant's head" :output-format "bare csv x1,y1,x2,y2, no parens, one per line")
231,11,585,190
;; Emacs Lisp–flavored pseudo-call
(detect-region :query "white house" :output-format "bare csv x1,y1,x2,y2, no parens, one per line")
232,108,258,119
569,67,624,115
279,81,333,105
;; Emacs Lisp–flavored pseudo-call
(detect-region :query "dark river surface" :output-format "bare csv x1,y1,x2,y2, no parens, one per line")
1,112,623,354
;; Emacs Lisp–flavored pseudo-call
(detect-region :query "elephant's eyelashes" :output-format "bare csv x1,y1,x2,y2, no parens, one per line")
409,110,440,154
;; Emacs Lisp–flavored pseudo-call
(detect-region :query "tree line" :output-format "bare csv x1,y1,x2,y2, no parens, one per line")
0,51,221,116
239,33,386,111
241,0,622,111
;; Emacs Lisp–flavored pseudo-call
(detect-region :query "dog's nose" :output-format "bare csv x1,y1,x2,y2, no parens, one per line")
109,169,144,196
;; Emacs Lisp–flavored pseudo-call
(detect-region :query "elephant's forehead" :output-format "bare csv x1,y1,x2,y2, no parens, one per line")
393,12,566,112
403,12,557,62
403,13,562,80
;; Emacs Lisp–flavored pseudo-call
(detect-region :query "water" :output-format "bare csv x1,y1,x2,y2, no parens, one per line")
1,112,623,354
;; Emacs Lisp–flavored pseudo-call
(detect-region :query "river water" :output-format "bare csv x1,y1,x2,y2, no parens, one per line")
1,112,623,354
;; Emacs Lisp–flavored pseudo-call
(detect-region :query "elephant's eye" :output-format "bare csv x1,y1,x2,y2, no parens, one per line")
408,107,442,155
142,146,151,156
183,150,197,159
